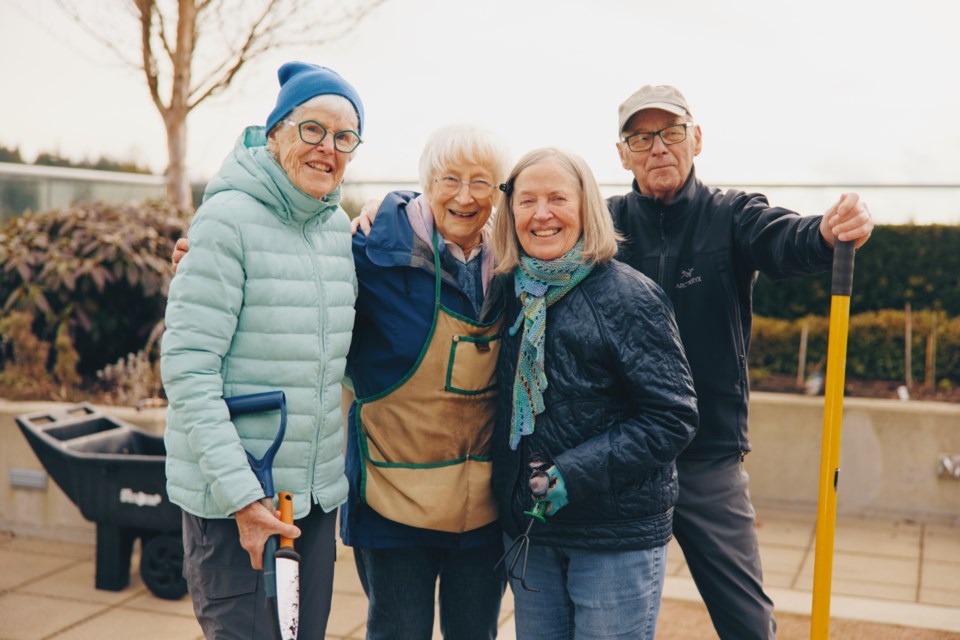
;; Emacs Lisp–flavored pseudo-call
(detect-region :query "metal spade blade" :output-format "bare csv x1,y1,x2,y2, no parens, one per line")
275,491,300,640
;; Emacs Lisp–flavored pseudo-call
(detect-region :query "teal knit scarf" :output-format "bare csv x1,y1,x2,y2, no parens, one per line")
508,240,594,450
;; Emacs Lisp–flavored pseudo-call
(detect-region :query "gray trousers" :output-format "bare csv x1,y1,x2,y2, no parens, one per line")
673,454,777,640
182,504,337,640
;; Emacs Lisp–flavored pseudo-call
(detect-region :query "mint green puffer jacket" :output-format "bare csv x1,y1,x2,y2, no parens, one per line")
161,127,357,519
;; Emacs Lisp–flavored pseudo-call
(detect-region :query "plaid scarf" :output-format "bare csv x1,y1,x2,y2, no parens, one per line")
508,241,594,450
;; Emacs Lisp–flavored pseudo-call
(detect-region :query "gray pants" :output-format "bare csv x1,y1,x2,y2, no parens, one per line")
673,454,777,640
182,504,337,640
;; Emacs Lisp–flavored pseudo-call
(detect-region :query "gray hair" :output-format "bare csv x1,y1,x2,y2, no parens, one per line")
493,147,621,273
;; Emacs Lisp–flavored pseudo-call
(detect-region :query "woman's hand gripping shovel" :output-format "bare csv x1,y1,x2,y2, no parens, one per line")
810,240,856,639
495,453,551,592
226,391,300,640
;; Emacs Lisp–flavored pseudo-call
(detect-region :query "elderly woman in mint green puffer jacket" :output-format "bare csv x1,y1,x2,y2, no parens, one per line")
160,62,362,640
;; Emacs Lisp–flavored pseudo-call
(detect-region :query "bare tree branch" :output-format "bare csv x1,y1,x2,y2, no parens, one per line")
135,0,167,116
53,0,387,210
53,0,142,70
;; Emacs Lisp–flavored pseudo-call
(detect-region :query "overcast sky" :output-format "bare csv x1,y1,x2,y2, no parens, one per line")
2,0,959,221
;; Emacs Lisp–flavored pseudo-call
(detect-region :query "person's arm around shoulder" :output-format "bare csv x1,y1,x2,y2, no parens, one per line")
350,196,385,235
170,237,188,274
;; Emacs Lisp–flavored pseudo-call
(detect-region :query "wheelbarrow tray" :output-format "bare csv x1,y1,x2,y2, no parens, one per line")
16,403,186,598
16,403,181,530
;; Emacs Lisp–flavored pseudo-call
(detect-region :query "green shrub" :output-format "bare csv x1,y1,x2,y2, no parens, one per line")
0,200,189,376
750,310,959,384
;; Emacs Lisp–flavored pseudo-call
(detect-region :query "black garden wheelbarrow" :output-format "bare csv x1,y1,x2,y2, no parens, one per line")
16,403,187,599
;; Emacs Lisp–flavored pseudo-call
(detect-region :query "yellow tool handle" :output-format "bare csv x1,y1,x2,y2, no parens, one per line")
810,239,856,640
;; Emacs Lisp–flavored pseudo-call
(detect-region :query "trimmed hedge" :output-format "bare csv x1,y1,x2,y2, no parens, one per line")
750,310,958,386
753,225,960,318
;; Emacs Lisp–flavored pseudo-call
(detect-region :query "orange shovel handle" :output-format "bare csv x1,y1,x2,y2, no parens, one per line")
278,492,295,548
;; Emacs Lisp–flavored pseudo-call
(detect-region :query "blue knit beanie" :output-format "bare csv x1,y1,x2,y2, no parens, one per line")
265,62,364,135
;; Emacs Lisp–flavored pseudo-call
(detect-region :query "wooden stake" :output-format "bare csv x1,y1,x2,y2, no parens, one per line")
797,320,809,387
905,303,912,387
925,314,937,391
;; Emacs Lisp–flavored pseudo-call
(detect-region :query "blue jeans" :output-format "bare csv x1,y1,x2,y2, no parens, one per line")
505,535,667,640
353,544,506,639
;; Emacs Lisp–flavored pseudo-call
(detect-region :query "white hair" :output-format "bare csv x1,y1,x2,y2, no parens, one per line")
417,124,511,191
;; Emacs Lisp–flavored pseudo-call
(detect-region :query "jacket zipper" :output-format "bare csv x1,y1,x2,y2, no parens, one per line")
656,209,668,286
302,218,328,498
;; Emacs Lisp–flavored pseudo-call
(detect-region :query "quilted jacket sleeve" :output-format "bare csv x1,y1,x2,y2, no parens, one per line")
160,195,265,515
553,269,699,503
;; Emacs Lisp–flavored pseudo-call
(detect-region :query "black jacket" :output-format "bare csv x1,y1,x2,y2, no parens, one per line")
608,170,833,457
489,261,698,550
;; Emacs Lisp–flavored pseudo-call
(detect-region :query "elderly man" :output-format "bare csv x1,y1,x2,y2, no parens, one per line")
608,85,874,640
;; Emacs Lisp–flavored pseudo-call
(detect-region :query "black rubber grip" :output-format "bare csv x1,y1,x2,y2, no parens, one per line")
831,240,856,296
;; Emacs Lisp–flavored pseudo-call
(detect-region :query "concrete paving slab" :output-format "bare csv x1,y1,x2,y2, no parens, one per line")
0,536,94,560
756,511,816,548
325,592,367,639
919,587,960,608
921,559,960,591
834,519,922,559
798,552,919,590
123,590,196,617
761,569,797,589
760,544,809,575
49,606,204,640
17,559,148,605
830,578,918,601
331,556,364,595
0,592,106,640
924,524,960,563
0,547,82,591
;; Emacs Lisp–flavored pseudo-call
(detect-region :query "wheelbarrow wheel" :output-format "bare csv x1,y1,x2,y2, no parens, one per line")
140,534,188,600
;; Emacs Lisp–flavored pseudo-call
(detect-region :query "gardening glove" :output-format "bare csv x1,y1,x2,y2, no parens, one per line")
544,466,568,516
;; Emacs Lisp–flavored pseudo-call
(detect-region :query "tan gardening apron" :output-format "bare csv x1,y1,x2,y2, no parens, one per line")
355,233,503,533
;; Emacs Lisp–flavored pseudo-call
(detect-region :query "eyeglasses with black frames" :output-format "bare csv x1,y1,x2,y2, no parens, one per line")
284,119,362,153
434,175,496,198
621,123,694,152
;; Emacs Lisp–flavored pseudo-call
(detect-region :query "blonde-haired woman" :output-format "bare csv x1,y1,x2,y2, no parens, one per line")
489,147,699,639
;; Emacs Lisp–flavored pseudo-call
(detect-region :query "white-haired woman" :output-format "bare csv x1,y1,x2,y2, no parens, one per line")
340,125,511,639
162,61,362,638
488,148,699,639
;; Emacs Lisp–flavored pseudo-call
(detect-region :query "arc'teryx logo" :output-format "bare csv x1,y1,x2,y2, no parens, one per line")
676,266,702,290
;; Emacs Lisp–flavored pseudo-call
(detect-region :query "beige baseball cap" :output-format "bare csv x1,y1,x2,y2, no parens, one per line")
618,85,692,134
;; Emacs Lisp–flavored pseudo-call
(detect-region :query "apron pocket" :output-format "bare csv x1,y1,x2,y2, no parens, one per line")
445,334,500,394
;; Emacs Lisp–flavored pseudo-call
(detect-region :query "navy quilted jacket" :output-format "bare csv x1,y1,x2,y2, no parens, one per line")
489,260,698,550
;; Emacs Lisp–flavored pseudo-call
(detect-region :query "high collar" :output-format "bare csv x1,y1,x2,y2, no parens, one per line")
630,166,701,222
